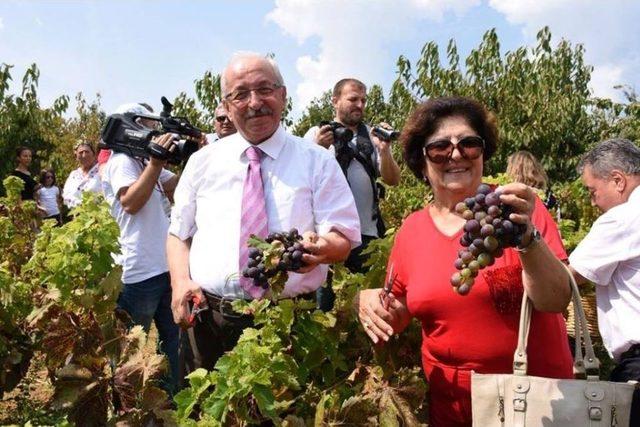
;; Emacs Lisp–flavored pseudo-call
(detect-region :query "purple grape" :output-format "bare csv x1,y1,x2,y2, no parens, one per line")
481,224,495,237
465,198,476,209
477,183,492,195
454,258,465,270
485,192,500,206
487,205,501,217
464,219,480,233
474,193,486,205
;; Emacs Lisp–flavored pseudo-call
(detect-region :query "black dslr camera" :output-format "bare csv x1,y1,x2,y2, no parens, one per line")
100,97,202,165
319,120,353,154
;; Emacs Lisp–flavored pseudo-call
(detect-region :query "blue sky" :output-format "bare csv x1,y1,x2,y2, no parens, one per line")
1,0,639,125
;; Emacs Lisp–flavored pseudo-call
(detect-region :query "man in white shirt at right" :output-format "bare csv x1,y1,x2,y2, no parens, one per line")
569,138,640,424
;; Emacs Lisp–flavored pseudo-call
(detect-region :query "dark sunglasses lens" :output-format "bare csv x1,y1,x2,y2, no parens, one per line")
216,116,228,123
426,140,453,164
459,136,484,159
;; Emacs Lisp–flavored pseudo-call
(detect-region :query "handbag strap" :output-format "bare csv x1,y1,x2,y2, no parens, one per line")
513,263,600,379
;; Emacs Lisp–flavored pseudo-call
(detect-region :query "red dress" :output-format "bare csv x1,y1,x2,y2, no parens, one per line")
389,197,573,426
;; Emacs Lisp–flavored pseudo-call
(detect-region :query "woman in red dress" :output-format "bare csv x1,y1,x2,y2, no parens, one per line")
356,97,573,426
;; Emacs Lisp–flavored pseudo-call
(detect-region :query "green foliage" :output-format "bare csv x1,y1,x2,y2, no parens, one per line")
291,90,333,137
0,64,69,195
173,231,428,425
0,177,37,396
48,93,105,182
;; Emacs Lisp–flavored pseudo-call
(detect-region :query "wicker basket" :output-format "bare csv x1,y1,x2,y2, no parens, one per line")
564,291,599,337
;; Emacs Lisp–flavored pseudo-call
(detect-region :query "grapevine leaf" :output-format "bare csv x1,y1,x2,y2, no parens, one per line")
252,383,277,419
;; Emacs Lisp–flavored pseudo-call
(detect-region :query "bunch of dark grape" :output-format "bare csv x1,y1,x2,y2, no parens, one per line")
450,183,527,295
242,228,307,289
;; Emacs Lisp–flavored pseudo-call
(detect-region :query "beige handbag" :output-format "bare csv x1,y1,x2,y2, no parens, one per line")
472,265,637,426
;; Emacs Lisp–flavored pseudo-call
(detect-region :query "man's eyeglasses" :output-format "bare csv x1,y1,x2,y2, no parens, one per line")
224,83,284,104
215,115,230,123
423,135,485,164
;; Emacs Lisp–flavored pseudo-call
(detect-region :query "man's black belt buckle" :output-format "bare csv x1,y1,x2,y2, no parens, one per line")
204,292,249,318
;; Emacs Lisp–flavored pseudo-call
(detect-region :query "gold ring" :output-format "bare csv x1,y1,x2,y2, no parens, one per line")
363,320,370,329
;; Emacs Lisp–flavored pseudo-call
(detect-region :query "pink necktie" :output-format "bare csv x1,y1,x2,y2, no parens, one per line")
239,146,268,298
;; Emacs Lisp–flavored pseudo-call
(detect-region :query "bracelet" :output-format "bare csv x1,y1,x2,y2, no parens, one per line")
516,226,541,254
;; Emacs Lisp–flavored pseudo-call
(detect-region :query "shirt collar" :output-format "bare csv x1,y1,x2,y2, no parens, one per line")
232,124,286,160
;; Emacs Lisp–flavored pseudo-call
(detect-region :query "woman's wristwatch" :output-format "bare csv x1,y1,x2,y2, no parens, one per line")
516,226,541,253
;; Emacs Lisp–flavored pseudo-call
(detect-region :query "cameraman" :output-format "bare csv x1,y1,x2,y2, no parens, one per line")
304,78,400,275
102,103,180,392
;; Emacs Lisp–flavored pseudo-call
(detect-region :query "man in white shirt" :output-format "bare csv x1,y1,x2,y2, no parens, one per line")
569,138,640,423
102,103,180,392
167,52,360,374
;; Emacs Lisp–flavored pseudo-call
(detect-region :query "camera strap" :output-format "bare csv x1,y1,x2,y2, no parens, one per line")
351,124,386,237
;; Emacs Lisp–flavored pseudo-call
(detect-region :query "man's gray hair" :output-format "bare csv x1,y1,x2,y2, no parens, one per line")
220,51,285,96
578,138,640,178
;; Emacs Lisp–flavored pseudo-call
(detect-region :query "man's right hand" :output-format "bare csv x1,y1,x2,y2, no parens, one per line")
148,133,177,168
171,278,205,329
315,125,335,149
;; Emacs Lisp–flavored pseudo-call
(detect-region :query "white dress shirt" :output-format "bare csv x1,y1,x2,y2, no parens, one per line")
569,186,640,361
169,125,361,299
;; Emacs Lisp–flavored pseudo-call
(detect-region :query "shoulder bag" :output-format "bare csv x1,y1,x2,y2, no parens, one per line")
472,264,637,426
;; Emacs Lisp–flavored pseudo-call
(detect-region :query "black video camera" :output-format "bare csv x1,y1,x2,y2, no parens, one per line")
100,97,202,165
371,126,399,142
319,120,353,155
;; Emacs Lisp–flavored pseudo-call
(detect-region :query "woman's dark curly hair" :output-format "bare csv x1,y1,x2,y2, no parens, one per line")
401,96,498,184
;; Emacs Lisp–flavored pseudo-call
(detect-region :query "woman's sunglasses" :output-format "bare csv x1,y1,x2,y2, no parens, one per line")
423,135,485,164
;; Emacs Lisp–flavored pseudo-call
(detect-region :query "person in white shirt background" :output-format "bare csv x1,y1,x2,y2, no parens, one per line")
167,51,360,377
62,142,102,209
102,102,180,393
36,168,62,226
569,138,640,424
205,103,237,144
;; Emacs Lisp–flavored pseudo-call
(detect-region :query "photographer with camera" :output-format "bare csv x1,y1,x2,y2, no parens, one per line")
101,102,183,393
304,79,400,307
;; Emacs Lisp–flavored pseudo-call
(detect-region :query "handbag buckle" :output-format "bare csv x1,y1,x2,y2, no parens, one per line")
513,398,527,412
589,406,602,421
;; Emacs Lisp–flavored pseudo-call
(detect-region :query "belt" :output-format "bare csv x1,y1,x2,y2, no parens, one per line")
202,291,251,318
202,290,317,316
620,343,640,361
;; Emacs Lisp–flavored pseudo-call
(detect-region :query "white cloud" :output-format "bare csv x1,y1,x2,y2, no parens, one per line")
0,17,4,30
267,0,479,113
35,17,43,27
590,63,625,100
488,0,640,101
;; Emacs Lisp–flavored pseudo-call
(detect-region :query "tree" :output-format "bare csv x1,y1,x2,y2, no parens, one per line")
0,64,69,195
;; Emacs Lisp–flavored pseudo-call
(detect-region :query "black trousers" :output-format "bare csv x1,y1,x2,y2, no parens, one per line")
610,343,640,426
316,234,377,312
179,294,254,386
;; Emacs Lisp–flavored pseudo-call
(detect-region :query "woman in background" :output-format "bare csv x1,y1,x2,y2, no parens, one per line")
506,150,556,210
36,168,62,226
10,146,38,201
62,142,101,209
